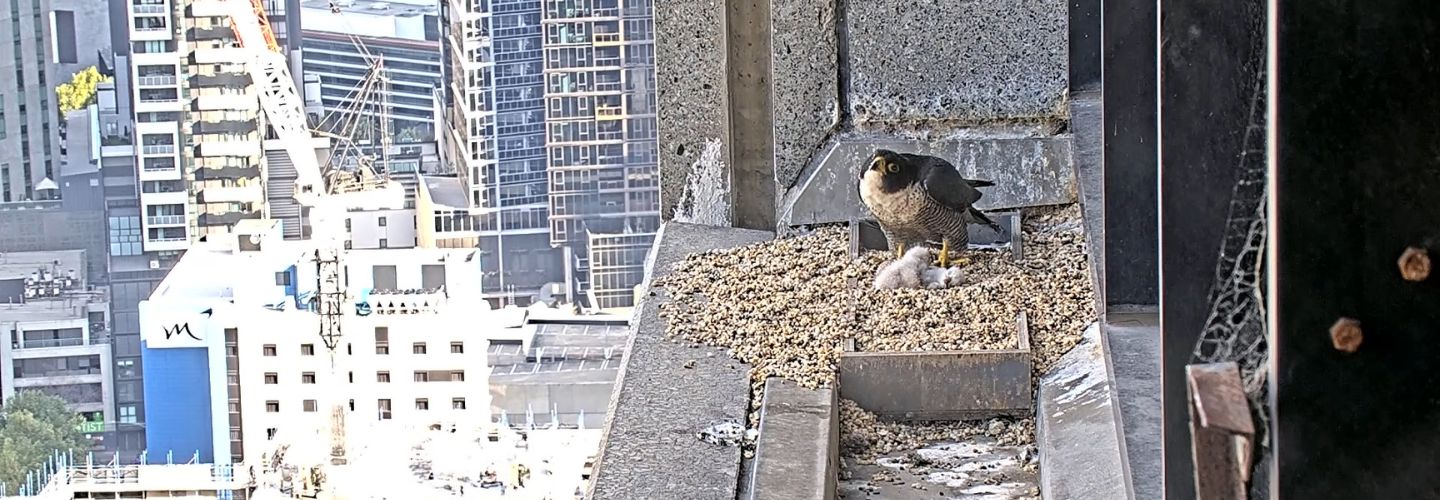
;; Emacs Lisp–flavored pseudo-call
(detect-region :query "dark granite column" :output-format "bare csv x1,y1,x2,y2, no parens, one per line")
1158,0,1267,498
1101,0,1158,309
1272,1,1440,497
1069,0,1101,91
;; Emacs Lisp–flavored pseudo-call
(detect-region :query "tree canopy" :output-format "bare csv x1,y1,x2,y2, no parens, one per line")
55,66,111,116
0,392,88,495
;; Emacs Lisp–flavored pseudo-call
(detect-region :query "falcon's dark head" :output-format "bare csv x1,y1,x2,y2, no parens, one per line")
865,149,919,191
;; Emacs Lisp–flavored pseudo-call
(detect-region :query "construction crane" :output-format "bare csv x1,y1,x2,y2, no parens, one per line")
219,0,405,488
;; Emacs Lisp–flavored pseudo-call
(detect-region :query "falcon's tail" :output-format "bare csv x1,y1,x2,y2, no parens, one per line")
970,207,1002,231
966,179,996,188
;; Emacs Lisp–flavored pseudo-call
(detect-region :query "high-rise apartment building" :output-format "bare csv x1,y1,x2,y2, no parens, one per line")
539,0,659,309
0,0,111,203
128,0,302,250
443,0,658,309
444,0,565,306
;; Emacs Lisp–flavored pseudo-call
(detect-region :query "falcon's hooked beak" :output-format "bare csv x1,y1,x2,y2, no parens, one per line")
869,156,896,175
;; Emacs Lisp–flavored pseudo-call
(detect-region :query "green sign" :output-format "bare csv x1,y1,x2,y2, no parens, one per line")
77,421,105,433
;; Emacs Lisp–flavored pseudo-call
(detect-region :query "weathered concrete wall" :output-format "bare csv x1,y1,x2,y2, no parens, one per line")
657,0,730,222
846,0,1070,124
657,0,1071,229
770,0,839,196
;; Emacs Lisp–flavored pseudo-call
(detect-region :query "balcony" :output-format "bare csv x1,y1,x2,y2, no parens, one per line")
144,235,190,252
140,144,176,156
194,164,260,181
196,140,260,158
13,336,110,350
136,74,177,87
197,210,261,227
592,32,622,46
197,185,262,204
194,93,256,111
190,72,251,88
146,214,186,226
192,119,257,135
132,3,166,15
595,105,625,120
101,134,133,147
187,25,233,41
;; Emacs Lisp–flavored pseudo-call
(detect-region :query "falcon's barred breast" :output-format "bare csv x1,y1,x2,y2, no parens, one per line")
858,149,1000,267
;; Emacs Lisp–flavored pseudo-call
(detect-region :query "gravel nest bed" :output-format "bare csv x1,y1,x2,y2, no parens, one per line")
655,204,1095,425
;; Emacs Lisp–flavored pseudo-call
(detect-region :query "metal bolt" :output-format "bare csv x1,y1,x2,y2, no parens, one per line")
1398,246,1431,282
1329,317,1363,353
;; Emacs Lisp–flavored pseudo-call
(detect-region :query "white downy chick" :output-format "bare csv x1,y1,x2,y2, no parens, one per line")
874,247,931,290
923,266,967,289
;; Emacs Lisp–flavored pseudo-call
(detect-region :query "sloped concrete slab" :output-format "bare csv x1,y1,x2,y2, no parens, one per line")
1036,323,1129,500
589,222,774,500
747,378,838,500
781,137,1077,228
1105,313,1162,500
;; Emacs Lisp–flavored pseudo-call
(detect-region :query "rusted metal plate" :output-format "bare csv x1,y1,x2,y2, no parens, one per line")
1187,363,1255,435
838,313,1033,420
1186,362,1254,500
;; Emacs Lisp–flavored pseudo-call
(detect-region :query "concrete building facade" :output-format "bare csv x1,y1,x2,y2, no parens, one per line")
0,0,111,203
126,0,303,251
539,0,660,309
441,0,659,309
0,250,115,455
138,220,491,464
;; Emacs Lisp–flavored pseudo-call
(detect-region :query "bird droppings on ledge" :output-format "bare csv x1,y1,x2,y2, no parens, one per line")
697,420,756,448
838,400,1040,500
653,204,1094,416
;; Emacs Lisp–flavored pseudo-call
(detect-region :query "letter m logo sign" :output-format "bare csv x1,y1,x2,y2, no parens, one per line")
163,323,201,342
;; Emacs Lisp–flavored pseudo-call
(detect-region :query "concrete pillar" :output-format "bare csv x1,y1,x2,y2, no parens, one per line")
725,0,778,230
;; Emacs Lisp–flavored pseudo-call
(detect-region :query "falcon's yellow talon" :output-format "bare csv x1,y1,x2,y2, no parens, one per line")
894,242,906,259
938,239,951,268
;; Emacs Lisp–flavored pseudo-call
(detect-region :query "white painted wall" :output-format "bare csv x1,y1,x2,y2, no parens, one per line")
346,209,417,250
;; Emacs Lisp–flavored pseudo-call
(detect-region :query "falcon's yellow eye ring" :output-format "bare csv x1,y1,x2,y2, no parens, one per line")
886,162,899,174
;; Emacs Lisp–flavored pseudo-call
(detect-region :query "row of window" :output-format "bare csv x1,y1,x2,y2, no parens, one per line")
261,341,466,356
263,397,468,414
262,370,465,384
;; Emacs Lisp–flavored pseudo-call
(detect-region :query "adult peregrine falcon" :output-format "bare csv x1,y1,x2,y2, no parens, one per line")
858,149,1000,268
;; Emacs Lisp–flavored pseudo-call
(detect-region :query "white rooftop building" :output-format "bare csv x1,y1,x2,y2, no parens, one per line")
136,219,495,467
0,250,113,449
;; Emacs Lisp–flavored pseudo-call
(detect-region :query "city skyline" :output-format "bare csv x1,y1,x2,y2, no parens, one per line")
0,0,660,464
